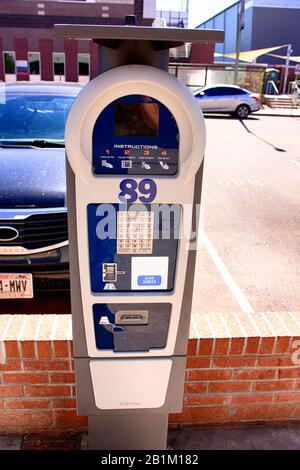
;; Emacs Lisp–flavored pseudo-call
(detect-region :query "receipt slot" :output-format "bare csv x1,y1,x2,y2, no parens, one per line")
55,23,224,450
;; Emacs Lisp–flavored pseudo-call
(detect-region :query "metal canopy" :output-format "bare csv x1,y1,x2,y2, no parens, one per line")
54,25,224,50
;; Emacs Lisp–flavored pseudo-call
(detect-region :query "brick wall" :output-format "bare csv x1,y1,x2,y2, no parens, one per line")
1,335,300,434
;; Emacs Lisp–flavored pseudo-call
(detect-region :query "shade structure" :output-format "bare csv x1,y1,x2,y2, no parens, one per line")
223,45,286,62
269,54,300,64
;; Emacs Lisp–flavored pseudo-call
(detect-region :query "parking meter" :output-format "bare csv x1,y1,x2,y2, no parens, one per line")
55,24,224,450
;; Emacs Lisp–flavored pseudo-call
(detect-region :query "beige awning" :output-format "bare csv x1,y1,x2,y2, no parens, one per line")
224,45,286,62
268,54,300,64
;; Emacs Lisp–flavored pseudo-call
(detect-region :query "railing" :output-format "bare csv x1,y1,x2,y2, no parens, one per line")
288,80,300,97
265,80,279,95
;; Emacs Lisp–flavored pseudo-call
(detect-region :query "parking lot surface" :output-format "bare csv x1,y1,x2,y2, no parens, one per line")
193,115,300,317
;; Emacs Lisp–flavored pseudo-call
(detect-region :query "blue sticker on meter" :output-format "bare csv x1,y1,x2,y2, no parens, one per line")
118,178,157,203
137,275,162,286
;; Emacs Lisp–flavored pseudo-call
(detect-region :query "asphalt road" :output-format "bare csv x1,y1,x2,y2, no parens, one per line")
193,114,300,315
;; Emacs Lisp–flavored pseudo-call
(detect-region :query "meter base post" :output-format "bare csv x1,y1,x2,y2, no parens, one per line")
88,413,168,450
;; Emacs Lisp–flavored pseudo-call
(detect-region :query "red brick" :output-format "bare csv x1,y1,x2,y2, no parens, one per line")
39,38,54,81
21,341,36,359
184,383,207,394
50,373,75,384
275,393,300,403
5,341,19,358
71,385,76,397
291,338,300,352
169,406,229,424
5,399,51,409
14,37,29,81
257,356,293,367
186,357,211,369
0,410,53,426
231,393,273,405
25,385,71,398
208,381,251,393
0,360,22,372
214,338,230,356
2,373,48,385
0,39,4,82
253,380,294,392
275,337,291,354
185,395,230,406
245,337,260,355
37,341,52,359
214,356,256,368
260,337,275,355
229,338,244,355
0,400,3,409
189,369,232,382
23,360,70,371
198,339,214,356
22,441,79,451
187,339,197,356
231,404,293,421
0,386,23,397
278,368,300,379
65,39,78,82
54,341,69,358
292,406,300,417
294,381,300,391
69,341,74,358
54,410,88,426
233,369,276,380
52,398,76,409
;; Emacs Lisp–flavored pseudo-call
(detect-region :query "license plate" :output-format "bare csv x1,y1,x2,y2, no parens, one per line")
0,273,33,299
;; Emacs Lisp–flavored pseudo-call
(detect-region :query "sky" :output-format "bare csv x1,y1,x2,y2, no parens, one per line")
156,0,237,28
188,0,237,27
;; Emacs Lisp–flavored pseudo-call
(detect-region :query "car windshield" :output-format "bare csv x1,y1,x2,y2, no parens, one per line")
0,92,76,143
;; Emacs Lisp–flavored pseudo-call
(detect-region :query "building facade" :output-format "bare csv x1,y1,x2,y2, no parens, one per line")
0,0,156,82
156,0,189,28
198,0,300,64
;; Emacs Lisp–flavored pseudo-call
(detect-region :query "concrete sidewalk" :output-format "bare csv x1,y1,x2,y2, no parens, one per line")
1,426,300,450
256,107,300,117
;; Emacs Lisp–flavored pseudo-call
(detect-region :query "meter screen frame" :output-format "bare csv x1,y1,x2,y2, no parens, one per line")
114,102,159,137
92,95,179,176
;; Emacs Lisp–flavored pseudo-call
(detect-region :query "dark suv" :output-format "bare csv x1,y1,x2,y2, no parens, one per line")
0,82,81,296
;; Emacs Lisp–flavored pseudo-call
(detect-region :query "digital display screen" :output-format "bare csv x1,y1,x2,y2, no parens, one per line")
115,102,159,137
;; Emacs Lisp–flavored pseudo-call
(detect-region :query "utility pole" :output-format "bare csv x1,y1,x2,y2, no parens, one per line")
283,43,292,94
234,0,245,85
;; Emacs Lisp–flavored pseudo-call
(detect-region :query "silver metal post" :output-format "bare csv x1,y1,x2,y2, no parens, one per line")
234,0,245,85
283,43,292,94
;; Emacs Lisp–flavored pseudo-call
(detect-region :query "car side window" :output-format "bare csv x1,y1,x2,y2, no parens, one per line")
203,88,219,96
218,87,247,95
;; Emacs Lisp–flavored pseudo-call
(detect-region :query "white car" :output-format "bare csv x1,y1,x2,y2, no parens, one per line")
193,84,261,118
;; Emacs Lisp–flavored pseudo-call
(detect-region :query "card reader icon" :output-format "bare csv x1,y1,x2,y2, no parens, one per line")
102,160,113,169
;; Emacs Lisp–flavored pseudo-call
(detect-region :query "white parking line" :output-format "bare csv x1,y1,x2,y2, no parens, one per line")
199,229,255,315
290,160,300,166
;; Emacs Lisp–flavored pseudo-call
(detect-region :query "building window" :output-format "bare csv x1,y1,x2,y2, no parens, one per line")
28,52,40,75
53,53,65,79
4,52,16,74
78,53,90,76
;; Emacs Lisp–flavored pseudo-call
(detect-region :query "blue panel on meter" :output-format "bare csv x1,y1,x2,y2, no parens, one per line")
92,94,179,176
93,303,171,352
87,203,181,293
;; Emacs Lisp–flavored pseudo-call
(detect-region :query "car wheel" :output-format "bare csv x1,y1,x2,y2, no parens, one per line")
235,104,250,119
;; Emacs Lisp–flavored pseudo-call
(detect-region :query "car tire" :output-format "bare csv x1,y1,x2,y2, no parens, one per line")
235,104,250,119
